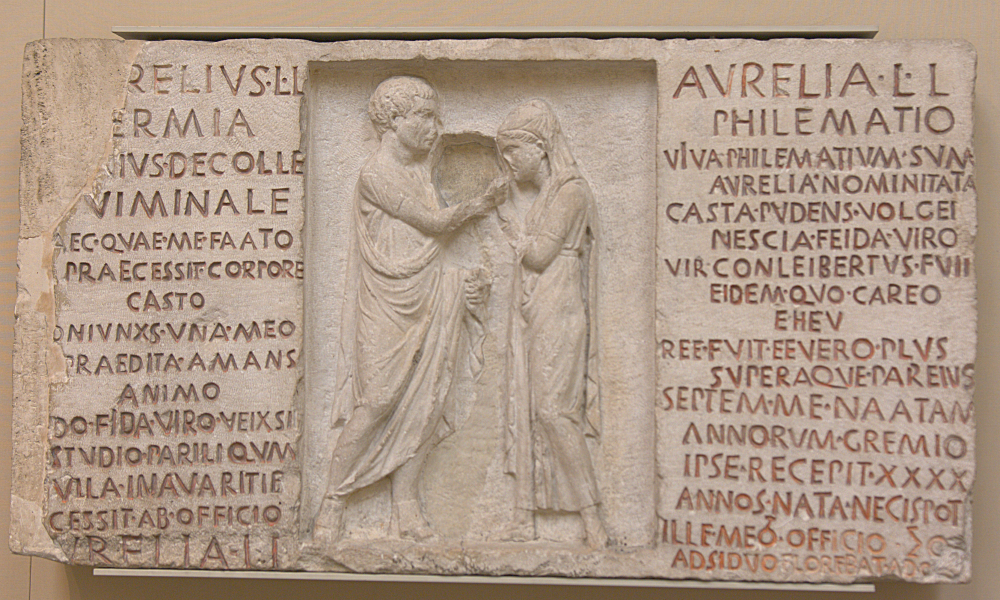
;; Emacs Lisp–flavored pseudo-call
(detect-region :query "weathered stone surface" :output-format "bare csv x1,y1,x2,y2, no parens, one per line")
12,37,976,583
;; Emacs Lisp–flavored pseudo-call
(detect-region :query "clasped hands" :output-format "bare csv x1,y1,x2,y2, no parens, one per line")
464,266,491,314
461,177,509,313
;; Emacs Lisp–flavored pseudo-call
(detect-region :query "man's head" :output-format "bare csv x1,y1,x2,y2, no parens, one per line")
368,76,440,154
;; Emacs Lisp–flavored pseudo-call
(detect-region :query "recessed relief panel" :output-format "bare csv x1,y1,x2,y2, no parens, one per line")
301,61,658,567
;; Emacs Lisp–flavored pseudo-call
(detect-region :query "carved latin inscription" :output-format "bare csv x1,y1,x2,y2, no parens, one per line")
657,47,975,582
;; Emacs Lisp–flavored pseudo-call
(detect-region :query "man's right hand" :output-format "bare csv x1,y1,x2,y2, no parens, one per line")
485,176,510,207
467,177,509,217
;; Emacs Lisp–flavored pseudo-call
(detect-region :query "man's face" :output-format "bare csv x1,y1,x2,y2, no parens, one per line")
393,96,440,155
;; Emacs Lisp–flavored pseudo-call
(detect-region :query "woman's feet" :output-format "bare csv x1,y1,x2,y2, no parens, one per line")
497,509,536,542
581,506,608,549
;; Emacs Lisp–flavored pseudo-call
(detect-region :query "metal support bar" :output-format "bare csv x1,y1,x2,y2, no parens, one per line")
94,568,876,592
113,25,878,41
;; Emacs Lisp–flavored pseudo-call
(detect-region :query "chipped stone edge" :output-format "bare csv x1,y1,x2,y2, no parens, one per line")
11,38,143,559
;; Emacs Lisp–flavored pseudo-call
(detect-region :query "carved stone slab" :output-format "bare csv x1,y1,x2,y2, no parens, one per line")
12,37,976,583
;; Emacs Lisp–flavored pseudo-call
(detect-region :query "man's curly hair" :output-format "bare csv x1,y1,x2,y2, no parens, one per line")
368,76,437,138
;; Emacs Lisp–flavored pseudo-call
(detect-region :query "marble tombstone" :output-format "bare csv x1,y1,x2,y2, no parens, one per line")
11,37,976,583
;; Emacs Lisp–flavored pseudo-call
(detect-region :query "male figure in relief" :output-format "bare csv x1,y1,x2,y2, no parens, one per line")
313,76,502,544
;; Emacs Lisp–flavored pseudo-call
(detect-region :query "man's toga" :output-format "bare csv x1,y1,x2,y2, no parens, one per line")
331,152,482,496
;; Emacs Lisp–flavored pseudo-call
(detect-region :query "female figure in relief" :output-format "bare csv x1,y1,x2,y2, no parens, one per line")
495,99,608,548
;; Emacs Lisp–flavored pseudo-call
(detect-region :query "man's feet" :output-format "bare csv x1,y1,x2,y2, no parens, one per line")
313,496,346,548
397,500,437,542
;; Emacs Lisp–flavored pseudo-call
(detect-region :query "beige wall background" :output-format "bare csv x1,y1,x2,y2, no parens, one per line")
2,1,997,598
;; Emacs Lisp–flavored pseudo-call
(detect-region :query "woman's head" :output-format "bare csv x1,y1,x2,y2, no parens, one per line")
496,99,579,186
497,129,547,185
